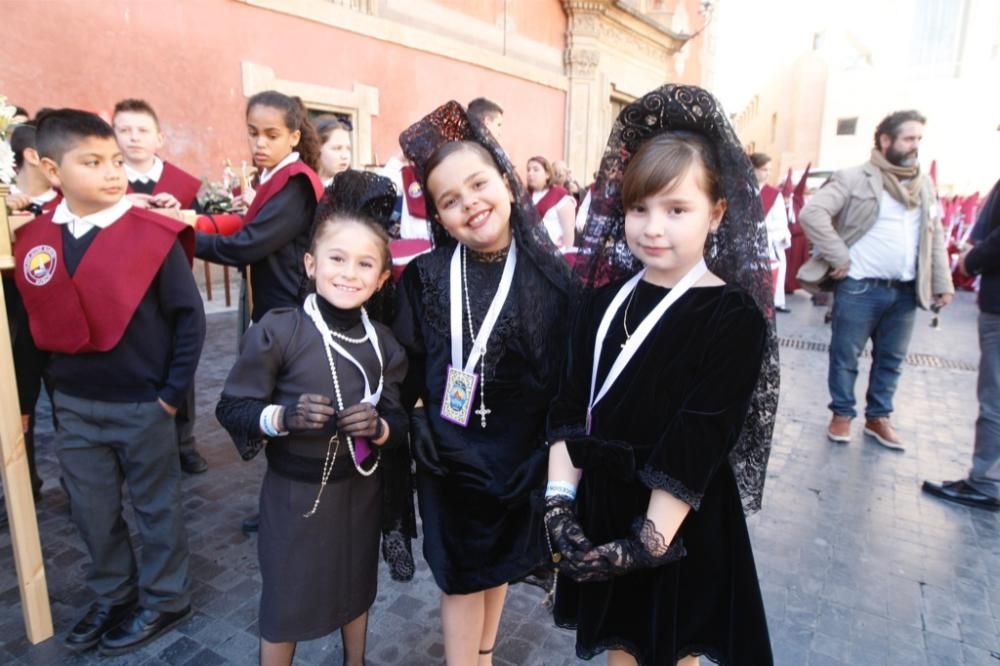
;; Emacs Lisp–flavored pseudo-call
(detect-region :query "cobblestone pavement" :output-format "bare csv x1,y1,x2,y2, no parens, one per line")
2,290,998,665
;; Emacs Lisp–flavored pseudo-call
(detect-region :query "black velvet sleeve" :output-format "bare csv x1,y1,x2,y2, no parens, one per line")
215,311,289,459
639,295,767,510
392,261,428,411
195,176,314,266
157,240,207,407
546,290,596,442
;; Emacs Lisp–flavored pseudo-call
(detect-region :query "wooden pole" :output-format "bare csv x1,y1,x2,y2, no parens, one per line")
0,185,54,644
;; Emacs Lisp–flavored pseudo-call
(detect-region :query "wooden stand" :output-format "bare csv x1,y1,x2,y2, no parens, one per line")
0,184,54,644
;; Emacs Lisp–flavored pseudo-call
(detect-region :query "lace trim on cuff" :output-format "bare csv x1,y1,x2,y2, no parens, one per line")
638,464,703,511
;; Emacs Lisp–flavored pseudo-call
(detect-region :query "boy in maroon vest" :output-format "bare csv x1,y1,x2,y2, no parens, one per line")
113,98,201,209
15,110,205,655
113,98,208,473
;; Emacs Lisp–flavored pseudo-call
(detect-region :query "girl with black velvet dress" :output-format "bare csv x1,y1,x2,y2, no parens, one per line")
215,171,414,666
544,85,780,666
393,102,574,665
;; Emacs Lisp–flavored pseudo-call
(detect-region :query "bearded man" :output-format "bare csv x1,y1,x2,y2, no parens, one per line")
799,110,954,450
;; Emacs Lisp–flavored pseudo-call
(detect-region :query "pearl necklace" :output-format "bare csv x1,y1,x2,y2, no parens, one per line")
302,305,382,518
330,328,369,345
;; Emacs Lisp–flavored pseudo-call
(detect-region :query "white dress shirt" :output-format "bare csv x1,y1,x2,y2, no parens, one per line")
848,191,921,281
259,152,300,184
124,156,164,184
532,188,576,247
52,197,133,239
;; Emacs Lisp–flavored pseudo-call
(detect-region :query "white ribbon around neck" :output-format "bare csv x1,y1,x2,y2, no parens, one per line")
304,294,384,406
449,240,518,373
587,259,709,432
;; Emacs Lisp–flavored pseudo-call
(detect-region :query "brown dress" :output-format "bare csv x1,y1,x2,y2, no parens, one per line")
217,303,408,642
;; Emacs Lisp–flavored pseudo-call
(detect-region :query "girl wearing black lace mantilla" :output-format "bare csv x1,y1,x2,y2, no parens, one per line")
393,101,574,664
544,85,779,665
215,171,415,666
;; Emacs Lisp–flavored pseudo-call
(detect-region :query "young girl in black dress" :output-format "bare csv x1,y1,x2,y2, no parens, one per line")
215,171,414,666
393,102,574,665
545,85,780,666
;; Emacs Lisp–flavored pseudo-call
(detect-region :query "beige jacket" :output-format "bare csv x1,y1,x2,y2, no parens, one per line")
797,161,953,309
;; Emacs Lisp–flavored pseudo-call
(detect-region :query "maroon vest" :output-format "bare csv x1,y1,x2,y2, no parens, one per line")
196,161,324,237
534,186,569,219
401,165,427,219
14,207,194,354
245,161,324,222
760,184,780,217
126,160,202,208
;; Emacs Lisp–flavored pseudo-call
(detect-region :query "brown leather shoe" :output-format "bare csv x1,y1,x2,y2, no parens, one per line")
827,415,852,444
864,417,904,451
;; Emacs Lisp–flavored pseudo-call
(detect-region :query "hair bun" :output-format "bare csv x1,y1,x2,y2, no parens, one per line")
320,169,398,229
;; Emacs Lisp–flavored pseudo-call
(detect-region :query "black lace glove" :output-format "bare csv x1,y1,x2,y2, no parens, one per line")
410,407,445,476
282,394,336,433
337,403,385,440
543,495,593,566
561,516,686,583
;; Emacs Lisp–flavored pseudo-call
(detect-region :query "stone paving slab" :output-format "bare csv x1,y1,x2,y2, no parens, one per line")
1,290,999,665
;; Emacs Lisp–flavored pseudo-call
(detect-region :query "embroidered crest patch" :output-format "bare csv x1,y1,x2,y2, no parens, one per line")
23,245,58,286
407,181,423,199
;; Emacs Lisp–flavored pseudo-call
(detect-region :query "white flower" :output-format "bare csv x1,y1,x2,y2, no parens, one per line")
0,96,15,139
0,140,16,184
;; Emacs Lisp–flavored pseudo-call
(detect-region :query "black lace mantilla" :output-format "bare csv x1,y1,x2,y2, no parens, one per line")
381,529,415,582
575,84,779,515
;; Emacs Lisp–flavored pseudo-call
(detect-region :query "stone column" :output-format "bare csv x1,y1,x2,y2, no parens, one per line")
563,1,609,186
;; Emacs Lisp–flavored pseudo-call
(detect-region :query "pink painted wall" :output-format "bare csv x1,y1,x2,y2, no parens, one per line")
2,0,566,184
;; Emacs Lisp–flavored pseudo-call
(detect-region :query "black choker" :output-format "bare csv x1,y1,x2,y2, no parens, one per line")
468,246,510,263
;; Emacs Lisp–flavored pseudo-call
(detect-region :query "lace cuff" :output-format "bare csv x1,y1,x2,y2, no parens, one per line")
638,464,704,511
216,395,270,461
630,516,687,566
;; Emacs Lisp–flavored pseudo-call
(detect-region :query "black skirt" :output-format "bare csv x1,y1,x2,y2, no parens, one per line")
258,467,383,642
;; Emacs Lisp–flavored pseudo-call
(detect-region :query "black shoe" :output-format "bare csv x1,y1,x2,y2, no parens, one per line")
98,605,192,656
65,600,136,652
922,480,1000,511
775,306,791,313
179,449,208,474
242,514,260,534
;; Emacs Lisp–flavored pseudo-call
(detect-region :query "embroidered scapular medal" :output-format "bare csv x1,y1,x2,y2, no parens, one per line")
440,240,518,428
441,365,480,427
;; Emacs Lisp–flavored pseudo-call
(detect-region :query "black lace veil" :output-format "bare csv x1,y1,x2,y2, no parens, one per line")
577,84,779,514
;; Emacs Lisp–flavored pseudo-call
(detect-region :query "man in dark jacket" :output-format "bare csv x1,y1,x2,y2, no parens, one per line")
923,179,1000,510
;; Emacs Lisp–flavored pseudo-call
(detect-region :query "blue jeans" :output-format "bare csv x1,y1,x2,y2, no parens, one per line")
969,312,1000,499
828,277,917,419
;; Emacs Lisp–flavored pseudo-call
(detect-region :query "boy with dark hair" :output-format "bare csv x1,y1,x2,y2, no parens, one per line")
467,97,504,140
113,98,208,473
112,98,202,210
15,109,205,655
